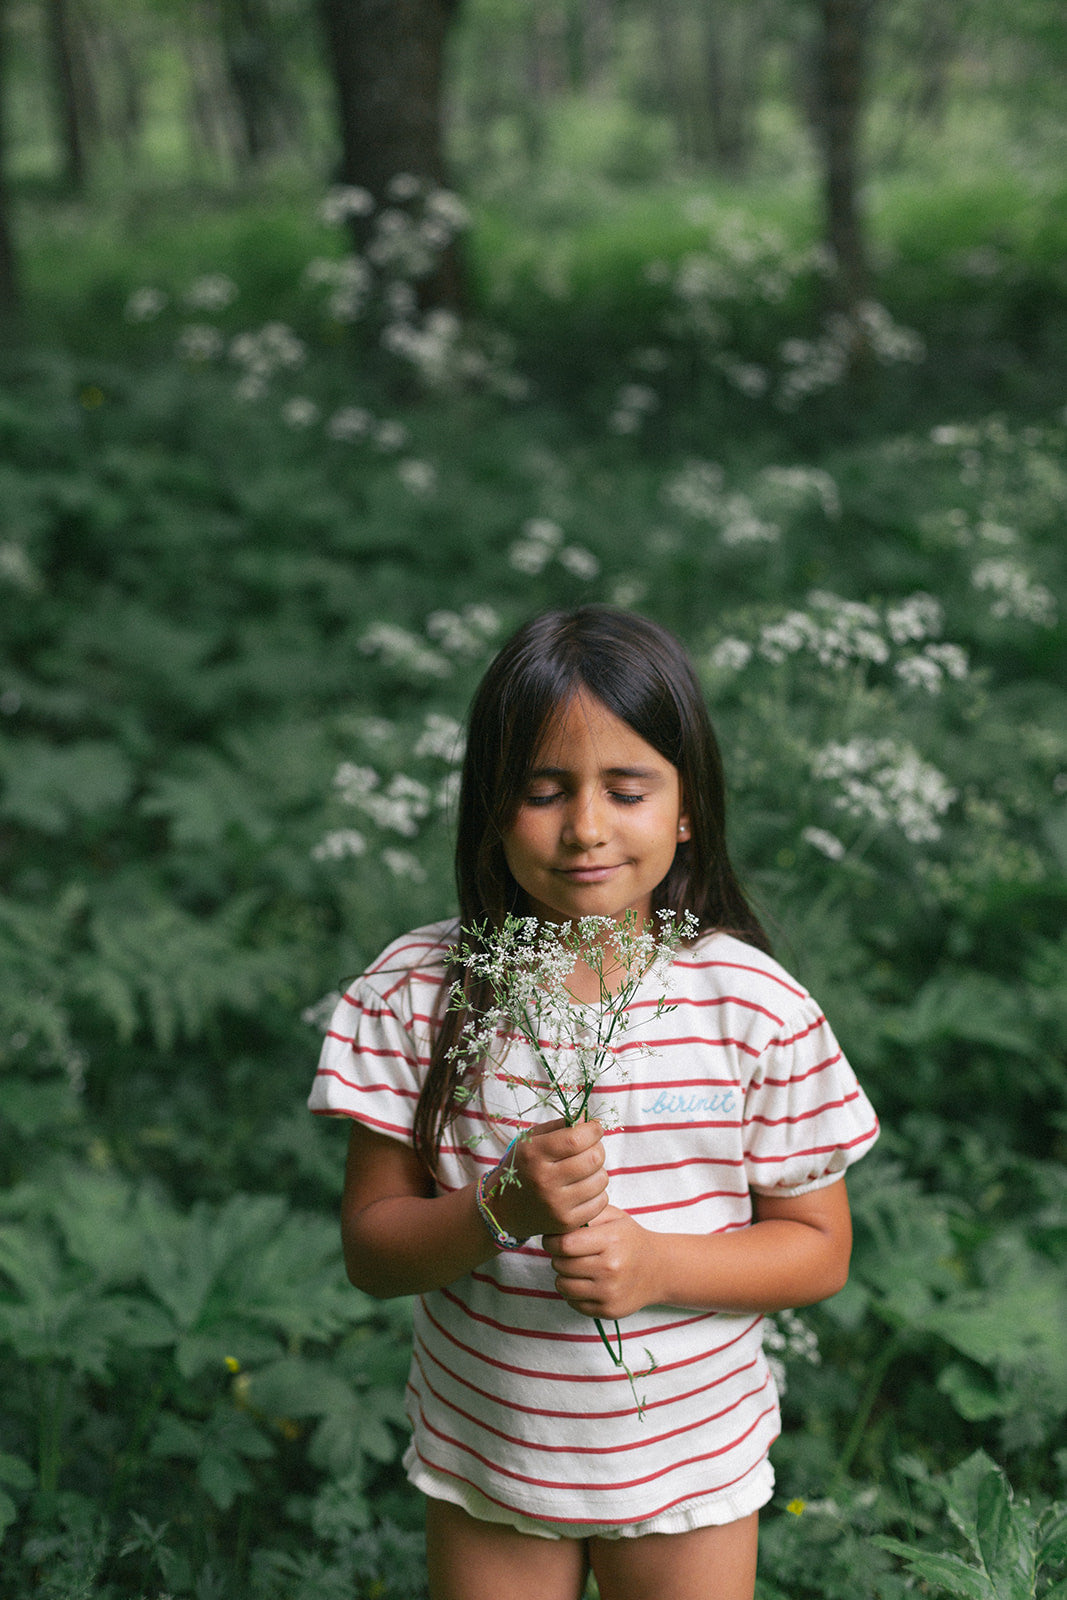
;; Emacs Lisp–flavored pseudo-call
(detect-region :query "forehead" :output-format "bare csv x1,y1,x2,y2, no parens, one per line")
532,692,673,772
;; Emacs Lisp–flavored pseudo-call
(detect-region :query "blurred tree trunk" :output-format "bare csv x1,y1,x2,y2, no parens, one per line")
811,0,870,312
0,0,17,322
219,0,301,166
45,0,92,191
317,0,464,308
704,0,770,175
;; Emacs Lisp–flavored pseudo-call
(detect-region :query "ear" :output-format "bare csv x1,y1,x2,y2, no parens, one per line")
676,802,691,843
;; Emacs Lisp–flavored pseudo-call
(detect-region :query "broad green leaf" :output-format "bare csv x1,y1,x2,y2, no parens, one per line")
975,1467,1020,1585
873,1538,990,1599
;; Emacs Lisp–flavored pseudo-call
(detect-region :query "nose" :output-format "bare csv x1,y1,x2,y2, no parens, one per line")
562,789,607,850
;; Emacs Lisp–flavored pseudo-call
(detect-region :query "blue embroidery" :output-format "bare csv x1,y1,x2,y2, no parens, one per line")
642,1089,738,1117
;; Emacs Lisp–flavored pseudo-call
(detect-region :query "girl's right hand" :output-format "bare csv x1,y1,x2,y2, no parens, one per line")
488,1118,608,1240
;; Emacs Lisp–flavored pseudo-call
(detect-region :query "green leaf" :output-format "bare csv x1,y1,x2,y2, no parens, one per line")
873,1538,990,1599
975,1467,1019,1584
0,736,134,832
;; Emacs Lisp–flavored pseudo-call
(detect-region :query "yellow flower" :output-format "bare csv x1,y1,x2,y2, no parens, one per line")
224,1355,241,1373
787,1498,806,1517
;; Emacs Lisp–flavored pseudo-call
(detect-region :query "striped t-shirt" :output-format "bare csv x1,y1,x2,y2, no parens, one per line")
309,919,879,1531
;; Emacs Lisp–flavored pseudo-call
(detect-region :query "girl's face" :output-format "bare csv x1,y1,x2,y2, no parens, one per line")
502,691,689,927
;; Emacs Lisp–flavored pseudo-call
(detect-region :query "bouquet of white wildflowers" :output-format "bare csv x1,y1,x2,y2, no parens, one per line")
448,908,698,1411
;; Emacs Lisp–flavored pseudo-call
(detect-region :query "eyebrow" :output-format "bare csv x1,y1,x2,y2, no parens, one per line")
527,765,666,782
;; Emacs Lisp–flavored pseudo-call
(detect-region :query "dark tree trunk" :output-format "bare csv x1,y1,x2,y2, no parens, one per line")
317,0,464,308
220,0,300,166
45,0,89,191
813,0,869,312
0,0,18,322
704,1,768,176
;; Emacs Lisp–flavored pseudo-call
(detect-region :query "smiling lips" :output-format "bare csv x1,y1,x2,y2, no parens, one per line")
556,863,623,882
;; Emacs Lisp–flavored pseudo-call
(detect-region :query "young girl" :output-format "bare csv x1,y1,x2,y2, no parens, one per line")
309,605,878,1600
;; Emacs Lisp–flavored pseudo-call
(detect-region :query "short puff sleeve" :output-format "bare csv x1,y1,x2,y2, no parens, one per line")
743,1000,878,1196
307,978,422,1147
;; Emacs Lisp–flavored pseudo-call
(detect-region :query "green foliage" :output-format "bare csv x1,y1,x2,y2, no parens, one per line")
2,130,1066,1597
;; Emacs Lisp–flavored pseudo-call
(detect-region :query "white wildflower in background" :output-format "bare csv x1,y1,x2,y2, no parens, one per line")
708,638,753,672
608,383,659,435
397,458,438,495
358,622,451,679
183,273,238,312
373,420,409,452
125,287,168,322
326,406,372,442
895,655,946,694
885,594,943,644
281,396,320,430
764,1310,821,1394
436,770,462,812
386,172,422,202
801,827,846,861
508,517,565,575
719,494,779,547
319,185,375,225
559,546,601,579
0,543,41,592
312,828,368,862
176,324,224,363
972,560,1057,626
925,644,969,680
333,764,379,804
759,465,841,519
302,991,343,1031
382,848,427,882
426,606,500,657
230,322,306,389
305,255,373,323
813,739,957,844
414,712,466,761
662,459,725,521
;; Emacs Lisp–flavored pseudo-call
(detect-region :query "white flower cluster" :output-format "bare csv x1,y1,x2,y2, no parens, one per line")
763,1309,821,1395
413,712,466,761
451,911,698,1128
304,254,373,323
709,591,969,696
125,286,169,322
357,622,452,680
608,383,659,435
183,273,238,312
972,559,1057,627
812,739,957,843
176,324,225,364
311,828,367,862
229,322,306,401
778,303,925,409
507,519,601,580
662,460,841,547
333,763,432,838
425,605,501,658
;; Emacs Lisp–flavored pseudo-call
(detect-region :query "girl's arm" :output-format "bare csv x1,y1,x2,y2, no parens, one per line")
340,1118,609,1299
545,1179,853,1320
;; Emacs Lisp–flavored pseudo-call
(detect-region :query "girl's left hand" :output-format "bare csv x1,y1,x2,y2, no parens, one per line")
544,1206,658,1321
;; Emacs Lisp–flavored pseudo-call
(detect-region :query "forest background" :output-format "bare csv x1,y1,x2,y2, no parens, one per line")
1,2,1066,1597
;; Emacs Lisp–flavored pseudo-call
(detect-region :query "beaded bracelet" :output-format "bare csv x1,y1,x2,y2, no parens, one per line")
475,1137,528,1251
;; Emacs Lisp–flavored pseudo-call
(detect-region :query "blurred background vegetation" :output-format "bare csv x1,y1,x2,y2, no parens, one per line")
0,2,1065,1597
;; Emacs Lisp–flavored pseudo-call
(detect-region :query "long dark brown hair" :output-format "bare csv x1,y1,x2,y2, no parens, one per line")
412,605,771,1173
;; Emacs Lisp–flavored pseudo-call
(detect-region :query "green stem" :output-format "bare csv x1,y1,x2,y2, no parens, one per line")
831,1325,906,1490
37,1365,70,1497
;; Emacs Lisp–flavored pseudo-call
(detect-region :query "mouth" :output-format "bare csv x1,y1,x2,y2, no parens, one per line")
556,863,622,884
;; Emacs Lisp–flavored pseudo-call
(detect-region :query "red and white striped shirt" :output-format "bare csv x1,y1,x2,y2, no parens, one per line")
309,920,878,1530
